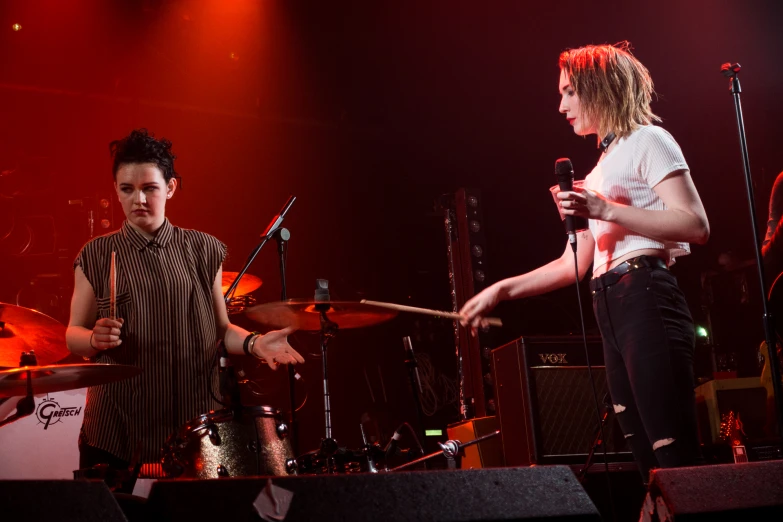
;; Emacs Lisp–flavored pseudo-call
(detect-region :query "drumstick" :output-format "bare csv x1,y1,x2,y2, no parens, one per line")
109,251,117,321
360,300,503,328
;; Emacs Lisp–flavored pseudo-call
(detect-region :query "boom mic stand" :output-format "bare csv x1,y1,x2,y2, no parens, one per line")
273,226,298,455
721,63,783,435
222,196,300,446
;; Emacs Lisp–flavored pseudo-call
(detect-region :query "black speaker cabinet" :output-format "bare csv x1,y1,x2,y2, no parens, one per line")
492,336,632,466
0,480,127,521
146,467,601,521
643,461,783,521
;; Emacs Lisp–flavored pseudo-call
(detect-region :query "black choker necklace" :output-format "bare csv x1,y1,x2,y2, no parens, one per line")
599,132,616,153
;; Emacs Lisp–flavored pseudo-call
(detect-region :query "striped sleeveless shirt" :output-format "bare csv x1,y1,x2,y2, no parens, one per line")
74,218,227,463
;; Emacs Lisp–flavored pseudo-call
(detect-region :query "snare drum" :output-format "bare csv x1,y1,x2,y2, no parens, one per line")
161,406,294,478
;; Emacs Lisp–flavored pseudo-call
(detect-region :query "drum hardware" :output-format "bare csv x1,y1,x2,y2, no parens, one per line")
226,294,257,315
360,423,379,473
284,457,298,475
245,282,400,475
389,430,500,472
0,351,37,428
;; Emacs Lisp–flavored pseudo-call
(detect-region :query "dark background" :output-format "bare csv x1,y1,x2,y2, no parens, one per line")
1,0,782,454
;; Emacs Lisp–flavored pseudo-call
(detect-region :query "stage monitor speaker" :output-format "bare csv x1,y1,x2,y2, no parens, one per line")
642,461,783,521
146,467,601,521
492,336,632,466
0,480,127,521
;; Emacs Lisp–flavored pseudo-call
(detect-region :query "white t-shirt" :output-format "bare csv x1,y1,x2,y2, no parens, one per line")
583,125,690,273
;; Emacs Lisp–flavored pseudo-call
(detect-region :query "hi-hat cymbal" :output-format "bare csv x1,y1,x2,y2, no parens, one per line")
0,363,143,397
245,300,398,331
222,272,263,297
0,303,70,367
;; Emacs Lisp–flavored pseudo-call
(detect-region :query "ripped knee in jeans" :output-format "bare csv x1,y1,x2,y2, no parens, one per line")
653,438,675,451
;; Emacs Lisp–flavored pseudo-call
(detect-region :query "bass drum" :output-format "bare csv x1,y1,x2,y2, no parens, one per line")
162,406,294,478
0,388,87,479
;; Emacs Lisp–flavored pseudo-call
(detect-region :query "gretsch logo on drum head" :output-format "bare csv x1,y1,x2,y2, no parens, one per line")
35,396,83,430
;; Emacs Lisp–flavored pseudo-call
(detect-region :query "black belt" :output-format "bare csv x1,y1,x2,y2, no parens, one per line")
589,255,667,292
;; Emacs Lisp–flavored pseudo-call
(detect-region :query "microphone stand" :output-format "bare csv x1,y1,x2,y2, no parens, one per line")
273,226,298,456
220,195,297,427
577,395,612,482
223,196,296,302
721,63,783,435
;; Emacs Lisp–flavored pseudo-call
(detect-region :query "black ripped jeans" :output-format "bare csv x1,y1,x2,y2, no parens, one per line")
591,258,700,483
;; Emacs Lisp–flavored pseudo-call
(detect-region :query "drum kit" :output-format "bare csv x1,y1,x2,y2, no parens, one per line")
1,221,502,483
0,291,492,481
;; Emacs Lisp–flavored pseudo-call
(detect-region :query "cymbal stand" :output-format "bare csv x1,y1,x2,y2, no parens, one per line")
317,306,340,472
388,430,500,472
0,351,38,429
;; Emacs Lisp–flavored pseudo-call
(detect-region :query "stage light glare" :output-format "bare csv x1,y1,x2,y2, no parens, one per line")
12,23,22,32
229,52,239,61
696,326,709,338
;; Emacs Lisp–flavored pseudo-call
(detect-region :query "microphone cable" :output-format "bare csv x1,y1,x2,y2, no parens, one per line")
570,246,617,522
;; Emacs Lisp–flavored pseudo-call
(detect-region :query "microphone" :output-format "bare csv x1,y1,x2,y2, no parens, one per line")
314,279,330,312
384,427,402,460
555,158,585,252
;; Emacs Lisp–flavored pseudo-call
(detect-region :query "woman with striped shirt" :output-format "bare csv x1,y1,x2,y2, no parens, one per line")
65,129,304,471
460,43,709,482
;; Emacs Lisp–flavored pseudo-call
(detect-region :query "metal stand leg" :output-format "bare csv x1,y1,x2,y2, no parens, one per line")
317,308,339,472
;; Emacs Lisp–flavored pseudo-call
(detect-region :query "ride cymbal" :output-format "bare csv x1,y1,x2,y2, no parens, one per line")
0,303,70,367
245,300,397,331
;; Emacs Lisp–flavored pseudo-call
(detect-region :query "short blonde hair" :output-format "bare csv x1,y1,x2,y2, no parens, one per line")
559,42,660,139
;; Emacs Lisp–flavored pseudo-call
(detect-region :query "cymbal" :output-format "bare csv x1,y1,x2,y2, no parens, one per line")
245,300,398,331
0,363,143,397
0,303,70,367
222,272,263,297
